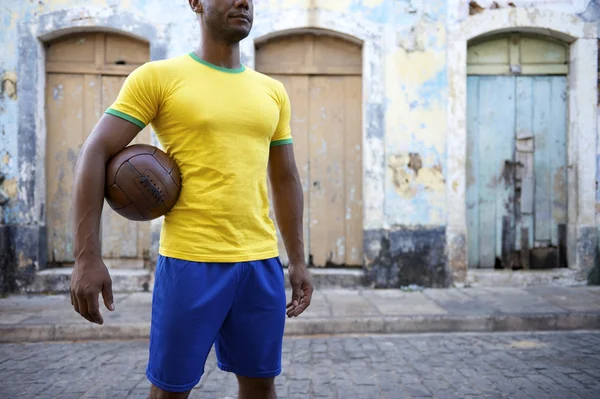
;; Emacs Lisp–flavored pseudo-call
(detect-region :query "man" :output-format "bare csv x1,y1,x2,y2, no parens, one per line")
69,0,314,398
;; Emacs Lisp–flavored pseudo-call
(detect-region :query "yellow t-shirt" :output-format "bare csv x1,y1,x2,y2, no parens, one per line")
106,52,293,263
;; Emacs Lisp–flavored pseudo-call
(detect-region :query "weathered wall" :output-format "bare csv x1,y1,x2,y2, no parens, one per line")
1,0,599,290
0,0,454,288
241,0,451,287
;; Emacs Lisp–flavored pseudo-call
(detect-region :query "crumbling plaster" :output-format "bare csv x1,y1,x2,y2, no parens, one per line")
242,4,387,230
2,0,452,231
244,0,451,230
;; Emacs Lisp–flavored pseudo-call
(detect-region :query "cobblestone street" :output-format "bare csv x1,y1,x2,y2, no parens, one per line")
0,331,599,399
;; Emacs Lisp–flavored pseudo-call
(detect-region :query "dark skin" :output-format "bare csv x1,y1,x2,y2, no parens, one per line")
70,0,313,398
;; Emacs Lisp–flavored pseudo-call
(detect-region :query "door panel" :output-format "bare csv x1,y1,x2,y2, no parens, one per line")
342,76,363,265
268,74,363,267
267,74,310,266
466,78,480,269
46,73,98,264
467,76,516,268
100,76,151,265
308,76,363,267
255,34,362,75
532,78,553,243
309,76,347,267
515,77,535,252
547,77,568,244
467,75,568,269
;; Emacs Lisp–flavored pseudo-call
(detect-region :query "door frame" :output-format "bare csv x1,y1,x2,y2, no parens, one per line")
253,32,364,267
16,9,169,270
245,15,385,268
466,33,570,270
447,8,598,283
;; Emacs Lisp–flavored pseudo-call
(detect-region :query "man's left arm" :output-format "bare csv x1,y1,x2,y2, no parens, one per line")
268,144,314,318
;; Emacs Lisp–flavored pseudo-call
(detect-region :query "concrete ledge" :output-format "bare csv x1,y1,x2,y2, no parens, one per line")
284,267,366,289
29,268,153,294
27,267,367,294
2,313,599,343
465,268,587,288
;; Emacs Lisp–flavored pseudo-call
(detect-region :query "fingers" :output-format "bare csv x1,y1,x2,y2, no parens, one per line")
74,294,95,324
286,283,313,318
290,286,313,317
286,297,302,317
102,279,115,312
72,289,103,325
70,288,80,315
287,288,302,309
86,293,104,325
286,282,303,317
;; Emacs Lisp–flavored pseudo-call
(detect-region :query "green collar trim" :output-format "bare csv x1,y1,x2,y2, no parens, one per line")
188,52,246,74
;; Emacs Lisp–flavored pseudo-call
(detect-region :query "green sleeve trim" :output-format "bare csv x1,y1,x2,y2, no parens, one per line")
270,138,293,147
106,108,146,130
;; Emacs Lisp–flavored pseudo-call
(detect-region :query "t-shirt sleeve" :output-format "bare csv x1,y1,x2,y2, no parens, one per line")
105,63,161,129
270,81,293,147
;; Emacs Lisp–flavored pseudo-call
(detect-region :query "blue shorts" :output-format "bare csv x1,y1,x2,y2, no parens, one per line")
146,255,286,393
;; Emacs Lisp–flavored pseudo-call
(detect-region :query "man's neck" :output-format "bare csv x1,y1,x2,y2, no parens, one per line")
194,39,242,70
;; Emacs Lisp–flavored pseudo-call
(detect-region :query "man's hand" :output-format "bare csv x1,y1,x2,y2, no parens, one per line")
287,263,314,318
70,257,114,325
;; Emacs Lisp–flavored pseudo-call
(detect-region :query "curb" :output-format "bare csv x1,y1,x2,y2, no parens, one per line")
2,313,599,343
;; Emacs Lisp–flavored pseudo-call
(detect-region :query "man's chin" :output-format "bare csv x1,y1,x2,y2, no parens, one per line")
225,25,252,43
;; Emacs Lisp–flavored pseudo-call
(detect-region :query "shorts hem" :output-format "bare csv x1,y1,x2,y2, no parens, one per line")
146,369,200,393
217,362,282,378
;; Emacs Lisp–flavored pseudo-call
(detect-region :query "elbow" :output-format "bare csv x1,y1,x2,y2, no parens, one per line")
74,141,110,176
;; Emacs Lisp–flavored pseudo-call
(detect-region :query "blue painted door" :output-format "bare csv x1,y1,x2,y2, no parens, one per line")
467,75,568,269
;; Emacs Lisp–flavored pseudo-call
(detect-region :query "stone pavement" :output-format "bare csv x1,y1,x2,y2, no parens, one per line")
1,331,599,398
1,286,599,343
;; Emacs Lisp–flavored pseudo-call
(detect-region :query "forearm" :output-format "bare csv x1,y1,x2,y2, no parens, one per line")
72,143,109,262
271,174,305,266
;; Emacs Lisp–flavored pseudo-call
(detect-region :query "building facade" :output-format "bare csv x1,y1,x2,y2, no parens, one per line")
0,0,598,292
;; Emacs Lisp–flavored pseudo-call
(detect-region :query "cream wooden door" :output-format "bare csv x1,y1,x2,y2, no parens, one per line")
45,32,151,268
256,33,363,267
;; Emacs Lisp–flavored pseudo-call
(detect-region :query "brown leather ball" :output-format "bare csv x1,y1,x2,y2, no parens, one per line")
105,144,181,221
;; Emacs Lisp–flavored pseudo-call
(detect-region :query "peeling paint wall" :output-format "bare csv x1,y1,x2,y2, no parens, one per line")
0,2,20,225
1,0,599,288
449,0,596,22
383,2,448,227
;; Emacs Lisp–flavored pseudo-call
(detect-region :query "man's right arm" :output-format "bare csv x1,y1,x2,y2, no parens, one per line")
70,114,141,325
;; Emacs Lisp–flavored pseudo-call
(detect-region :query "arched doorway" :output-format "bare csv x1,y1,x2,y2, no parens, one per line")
255,32,364,267
45,32,152,269
466,33,569,270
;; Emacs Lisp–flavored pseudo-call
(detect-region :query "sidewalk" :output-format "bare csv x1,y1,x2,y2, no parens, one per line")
1,286,599,343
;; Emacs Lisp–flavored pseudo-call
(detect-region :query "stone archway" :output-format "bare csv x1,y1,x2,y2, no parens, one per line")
243,9,386,268
44,31,153,269
16,9,169,269
255,29,364,268
446,8,598,283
